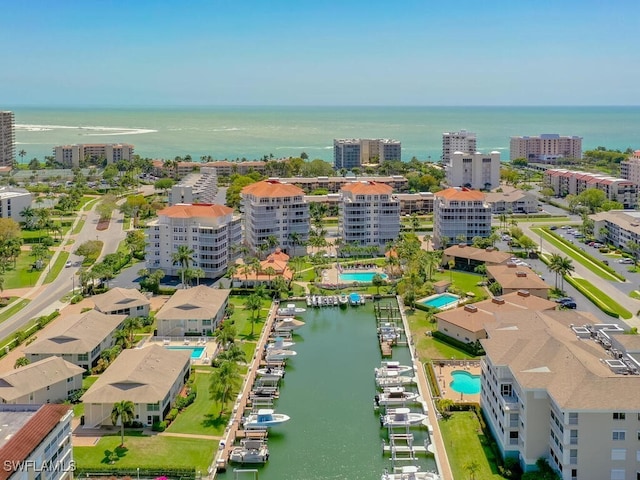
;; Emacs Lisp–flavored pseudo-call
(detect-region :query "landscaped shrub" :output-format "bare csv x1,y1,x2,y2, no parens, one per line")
432,330,485,356
165,408,179,423
151,421,166,432
425,362,441,397
175,392,196,410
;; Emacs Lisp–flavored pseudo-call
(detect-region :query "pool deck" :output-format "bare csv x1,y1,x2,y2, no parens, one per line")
143,337,219,364
323,263,387,285
434,361,481,403
418,293,461,311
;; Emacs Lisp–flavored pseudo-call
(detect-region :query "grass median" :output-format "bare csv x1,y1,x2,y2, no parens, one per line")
565,276,632,319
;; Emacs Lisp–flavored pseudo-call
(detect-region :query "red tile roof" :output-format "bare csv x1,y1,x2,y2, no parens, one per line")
241,180,305,197
0,405,71,480
435,187,485,201
158,203,234,218
341,181,393,195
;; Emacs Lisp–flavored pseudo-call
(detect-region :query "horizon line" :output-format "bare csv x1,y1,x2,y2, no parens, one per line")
3,104,640,109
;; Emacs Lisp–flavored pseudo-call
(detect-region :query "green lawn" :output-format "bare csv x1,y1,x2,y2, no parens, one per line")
167,371,230,436
43,251,70,284
431,270,487,299
439,412,504,480
406,310,473,360
570,277,632,319
228,296,271,340
0,298,29,324
73,434,215,472
533,227,624,282
71,218,86,235
2,251,41,289
516,216,569,222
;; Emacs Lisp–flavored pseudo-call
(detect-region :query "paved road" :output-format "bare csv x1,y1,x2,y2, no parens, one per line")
0,201,127,341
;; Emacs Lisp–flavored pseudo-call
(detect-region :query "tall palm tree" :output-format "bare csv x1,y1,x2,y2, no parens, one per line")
244,293,263,336
172,245,194,288
288,232,301,257
18,149,26,164
19,206,35,230
209,360,242,415
111,400,135,446
547,253,563,289
556,256,575,292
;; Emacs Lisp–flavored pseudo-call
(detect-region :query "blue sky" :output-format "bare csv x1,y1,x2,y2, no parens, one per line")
1,0,638,106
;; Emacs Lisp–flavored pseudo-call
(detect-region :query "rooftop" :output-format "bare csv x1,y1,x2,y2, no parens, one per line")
341,181,393,195
158,203,234,219
241,180,305,198
435,187,485,201
156,285,230,321
486,264,551,290
92,287,150,313
443,244,512,264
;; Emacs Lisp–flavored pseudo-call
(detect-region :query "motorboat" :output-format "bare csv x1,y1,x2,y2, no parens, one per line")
265,349,297,361
266,337,295,350
375,361,413,377
349,292,362,306
382,466,440,480
378,323,401,342
274,317,305,331
243,409,290,429
229,438,269,464
374,387,420,406
306,296,312,307
256,366,286,379
339,293,348,306
277,303,306,315
380,408,427,428
250,386,278,398
376,371,415,388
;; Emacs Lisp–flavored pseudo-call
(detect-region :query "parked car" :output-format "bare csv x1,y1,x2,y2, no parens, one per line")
619,258,635,264
549,225,558,230
554,297,575,304
65,261,72,268
559,300,577,309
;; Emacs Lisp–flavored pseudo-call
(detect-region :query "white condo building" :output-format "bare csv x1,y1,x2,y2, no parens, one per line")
446,151,501,190
620,150,640,185
433,187,491,248
510,134,582,162
334,138,401,170
0,187,32,222
442,130,477,163
241,180,309,255
481,309,640,479
0,404,74,480
0,111,15,167
53,143,135,167
339,181,400,250
168,167,218,206
145,203,242,279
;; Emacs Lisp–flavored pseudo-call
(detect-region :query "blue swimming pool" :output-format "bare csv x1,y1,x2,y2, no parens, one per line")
421,293,459,309
165,346,206,359
339,272,388,283
450,370,481,395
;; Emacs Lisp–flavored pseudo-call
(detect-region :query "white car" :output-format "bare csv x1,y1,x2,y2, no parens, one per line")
619,258,634,264
65,261,72,268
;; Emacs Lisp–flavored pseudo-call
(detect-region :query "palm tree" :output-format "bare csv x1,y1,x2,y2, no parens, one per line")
192,267,205,286
209,360,242,415
19,206,35,230
556,256,575,292
172,245,194,288
547,253,563,289
123,318,141,346
627,241,640,268
244,293,263,336
474,264,487,281
111,400,135,446
216,343,247,364
18,149,26,164
464,460,480,480
214,321,237,350
371,273,385,295
288,232,302,257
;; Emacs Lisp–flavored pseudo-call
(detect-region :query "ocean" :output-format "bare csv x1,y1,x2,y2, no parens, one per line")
9,106,640,164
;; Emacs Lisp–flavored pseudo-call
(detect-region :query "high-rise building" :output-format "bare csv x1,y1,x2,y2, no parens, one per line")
334,138,401,169
442,130,477,162
510,134,582,162
433,187,491,248
339,181,400,251
241,180,309,255
446,151,501,190
53,143,135,168
0,111,15,168
619,150,640,185
168,167,218,206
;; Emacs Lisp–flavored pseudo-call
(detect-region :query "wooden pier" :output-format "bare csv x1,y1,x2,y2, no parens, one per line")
380,340,393,357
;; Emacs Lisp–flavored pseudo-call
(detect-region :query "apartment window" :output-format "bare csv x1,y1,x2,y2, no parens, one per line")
612,449,627,460
147,403,160,411
569,449,578,465
570,429,578,445
568,412,578,425
613,431,626,441
501,384,512,397
611,470,625,480
571,469,577,480
614,412,626,420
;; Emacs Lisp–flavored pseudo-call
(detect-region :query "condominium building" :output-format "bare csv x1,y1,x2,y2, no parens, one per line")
544,169,638,208
619,150,640,185
0,404,74,480
442,129,476,162
433,187,491,248
481,309,640,478
53,143,134,167
484,187,538,214
510,134,582,162
591,209,640,249
241,180,309,255
0,111,15,168
145,203,242,279
168,167,218,205
333,138,401,169
339,181,400,250
446,151,501,190
266,175,409,193
0,187,33,222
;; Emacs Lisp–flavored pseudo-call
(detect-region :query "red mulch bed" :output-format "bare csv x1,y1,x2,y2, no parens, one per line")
97,220,110,231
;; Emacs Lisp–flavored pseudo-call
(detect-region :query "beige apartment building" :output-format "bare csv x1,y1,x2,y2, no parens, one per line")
442,129,477,162
446,151,501,190
339,181,400,251
510,134,582,162
54,143,134,167
481,310,640,479
241,180,309,255
156,286,230,337
619,150,640,185
0,111,15,167
333,138,401,169
145,203,242,280
433,187,492,248
486,263,552,299
544,169,638,209
591,209,640,250
168,168,218,205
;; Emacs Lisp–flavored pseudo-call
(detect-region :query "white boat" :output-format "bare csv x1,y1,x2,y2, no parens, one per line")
375,387,420,406
376,371,415,388
332,296,338,306
277,303,306,315
256,366,286,379
274,317,305,331
306,296,312,307
381,408,427,428
266,337,295,350
265,349,297,361
378,323,401,342
229,438,270,464
243,409,291,429
382,466,440,480
339,294,348,305
375,361,413,377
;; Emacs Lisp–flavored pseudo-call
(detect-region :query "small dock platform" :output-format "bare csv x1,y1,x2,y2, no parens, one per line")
380,340,393,357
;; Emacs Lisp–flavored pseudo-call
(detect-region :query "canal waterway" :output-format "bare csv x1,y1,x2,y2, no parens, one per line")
220,300,437,479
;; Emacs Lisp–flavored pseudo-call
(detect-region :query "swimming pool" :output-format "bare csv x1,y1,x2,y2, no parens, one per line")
165,345,206,360
339,272,388,283
450,370,481,395
421,293,460,309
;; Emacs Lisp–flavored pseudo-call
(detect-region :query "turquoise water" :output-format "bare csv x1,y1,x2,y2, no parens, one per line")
450,370,481,395
422,293,459,309
340,272,389,283
217,301,436,480
10,106,640,163
165,345,205,359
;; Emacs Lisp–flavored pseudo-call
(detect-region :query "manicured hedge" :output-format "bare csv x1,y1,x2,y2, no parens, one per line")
432,330,484,356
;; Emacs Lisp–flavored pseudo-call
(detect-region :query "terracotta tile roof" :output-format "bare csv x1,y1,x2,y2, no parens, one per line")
435,187,485,201
486,264,551,291
158,203,234,218
0,404,71,480
241,180,304,197
340,181,393,195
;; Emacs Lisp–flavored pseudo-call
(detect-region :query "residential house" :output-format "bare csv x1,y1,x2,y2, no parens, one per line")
92,287,151,318
486,263,552,299
442,244,512,271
